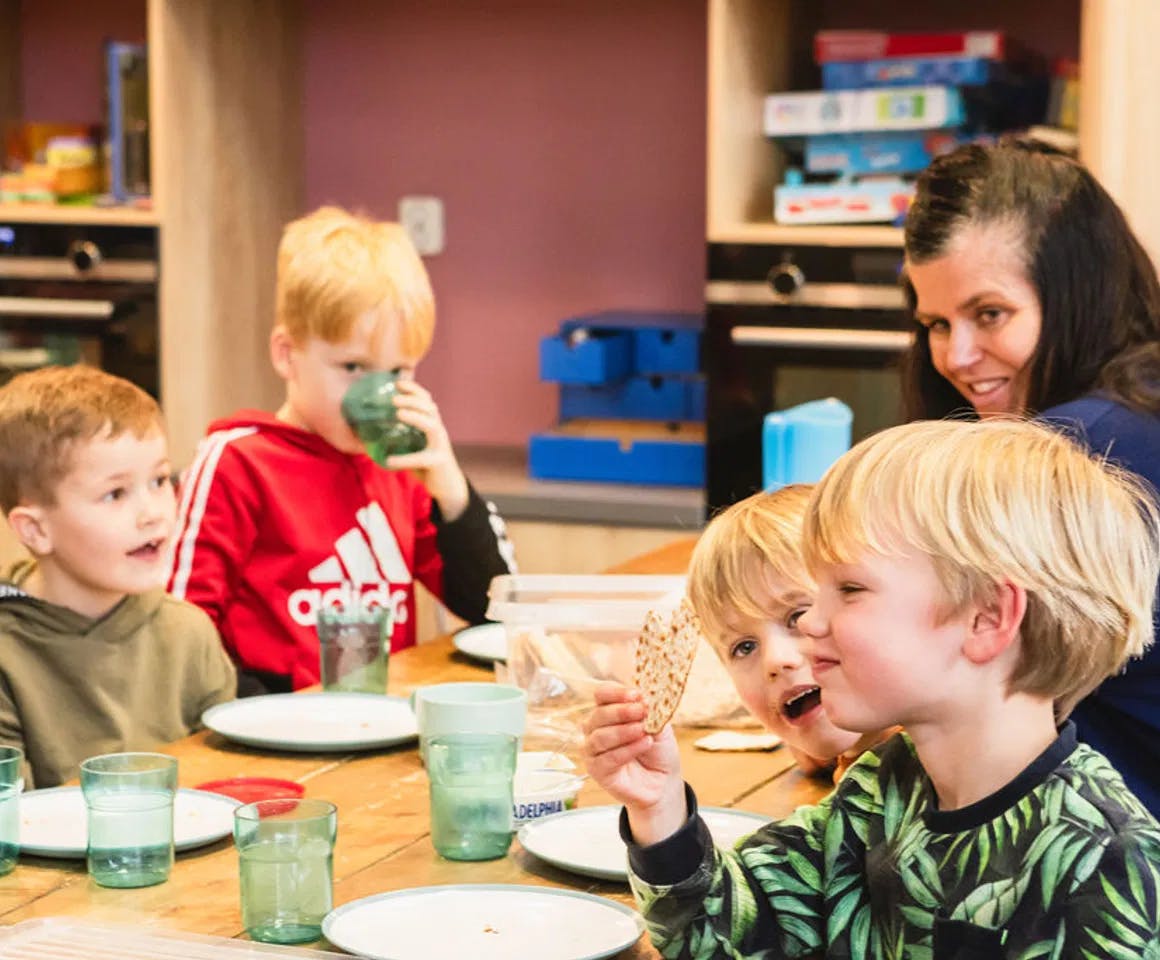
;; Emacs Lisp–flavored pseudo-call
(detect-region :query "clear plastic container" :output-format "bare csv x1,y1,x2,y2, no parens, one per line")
486,575,751,750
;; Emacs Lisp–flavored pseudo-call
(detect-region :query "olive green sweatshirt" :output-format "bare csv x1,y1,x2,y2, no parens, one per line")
0,560,236,788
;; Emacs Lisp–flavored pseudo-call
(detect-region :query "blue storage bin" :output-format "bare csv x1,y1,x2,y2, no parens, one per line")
687,378,707,420
559,311,703,376
560,377,686,421
528,431,704,487
539,330,633,385
633,328,701,375
560,376,707,422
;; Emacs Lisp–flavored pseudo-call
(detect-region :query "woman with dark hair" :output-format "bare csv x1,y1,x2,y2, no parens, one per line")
902,139,1160,814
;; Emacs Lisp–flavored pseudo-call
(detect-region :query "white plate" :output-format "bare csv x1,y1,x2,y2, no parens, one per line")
19,787,240,859
452,623,507,664
518,804,770,883
201,693,418,752
323,884,643,960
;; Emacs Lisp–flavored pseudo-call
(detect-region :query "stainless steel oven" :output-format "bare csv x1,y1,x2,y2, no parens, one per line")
704,241,912,515
0,221,159,396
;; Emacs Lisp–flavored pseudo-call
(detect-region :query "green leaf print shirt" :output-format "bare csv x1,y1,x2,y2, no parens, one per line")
625,725,1160,960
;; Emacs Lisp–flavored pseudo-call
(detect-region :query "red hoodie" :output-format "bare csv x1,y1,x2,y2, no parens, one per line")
167,411,513,693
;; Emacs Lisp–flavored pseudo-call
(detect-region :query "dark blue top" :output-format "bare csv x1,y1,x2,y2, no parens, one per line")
1042,394,1160,816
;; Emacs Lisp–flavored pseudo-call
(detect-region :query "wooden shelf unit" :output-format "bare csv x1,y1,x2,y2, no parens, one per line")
2,0,305,464
706,0,1160,257
0,204,159,227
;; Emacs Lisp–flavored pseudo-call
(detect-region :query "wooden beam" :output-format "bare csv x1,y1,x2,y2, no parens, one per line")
149,0,304,464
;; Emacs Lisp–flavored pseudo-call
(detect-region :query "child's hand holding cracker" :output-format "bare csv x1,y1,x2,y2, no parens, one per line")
582,682,687,845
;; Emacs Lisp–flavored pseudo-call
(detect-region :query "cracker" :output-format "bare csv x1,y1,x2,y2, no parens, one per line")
633,598,703,734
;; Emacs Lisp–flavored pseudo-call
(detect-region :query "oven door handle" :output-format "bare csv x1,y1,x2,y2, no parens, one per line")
707,280,907,311
0,296,116,321
731,326,914,352
0,348,54,369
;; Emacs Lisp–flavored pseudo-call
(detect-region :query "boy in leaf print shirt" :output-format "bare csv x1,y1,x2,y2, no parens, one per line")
583,419,1160,959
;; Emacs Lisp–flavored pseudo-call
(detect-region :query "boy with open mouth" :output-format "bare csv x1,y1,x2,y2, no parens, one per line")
0,366,235,788
685,485,893,782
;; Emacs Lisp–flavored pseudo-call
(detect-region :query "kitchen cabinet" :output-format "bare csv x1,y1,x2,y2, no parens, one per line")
1,0,304,464
707,0,1160,259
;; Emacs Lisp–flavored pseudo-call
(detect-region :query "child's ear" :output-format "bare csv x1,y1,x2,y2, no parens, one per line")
269,325,296,380
962,580,1026,665
7,506,51,557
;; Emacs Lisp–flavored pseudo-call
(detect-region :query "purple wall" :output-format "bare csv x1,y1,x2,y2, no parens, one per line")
19,0,145,122
19,0,1080,445
301,0,708,443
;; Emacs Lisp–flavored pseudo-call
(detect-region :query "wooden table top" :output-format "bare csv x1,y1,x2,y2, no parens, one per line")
0,538,830,957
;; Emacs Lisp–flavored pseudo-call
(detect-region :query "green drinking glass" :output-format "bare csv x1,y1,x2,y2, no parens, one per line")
341,370,428,465
80,752,177,888
427,733,517,862
317,602,393,694
234,798,338,945
0,745,22,876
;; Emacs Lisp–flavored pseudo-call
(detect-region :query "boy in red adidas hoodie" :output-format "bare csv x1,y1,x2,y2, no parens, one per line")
167,207,515,696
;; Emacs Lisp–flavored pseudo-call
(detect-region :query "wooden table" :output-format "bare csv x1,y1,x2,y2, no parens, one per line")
0,540,830,956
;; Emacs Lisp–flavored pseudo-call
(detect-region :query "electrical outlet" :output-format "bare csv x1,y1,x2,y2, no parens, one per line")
398,196,445,256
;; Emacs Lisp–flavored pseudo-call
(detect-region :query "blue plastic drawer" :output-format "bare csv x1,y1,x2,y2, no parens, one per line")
528,428,705,487
539,331,633,385
559,311,704,376
633,328,701,374
687,378,706,420
559,376,707,421
559,377,686,421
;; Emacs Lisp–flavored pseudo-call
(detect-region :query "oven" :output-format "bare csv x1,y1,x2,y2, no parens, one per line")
0,221,159,396
704,241,912,515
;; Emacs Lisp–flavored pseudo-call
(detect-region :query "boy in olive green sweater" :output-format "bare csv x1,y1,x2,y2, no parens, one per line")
0,366,235,787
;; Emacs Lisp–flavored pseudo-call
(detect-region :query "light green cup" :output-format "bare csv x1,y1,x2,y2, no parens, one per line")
234,798,338,945
80,752,177,889
0,745,22,877
317,603,392,694
427,733,518,861
410,682,527,760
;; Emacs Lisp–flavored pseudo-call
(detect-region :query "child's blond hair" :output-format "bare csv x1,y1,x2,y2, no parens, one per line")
803,418,1160,717
0,365,164,511
276,206,435,360
687,485,814,646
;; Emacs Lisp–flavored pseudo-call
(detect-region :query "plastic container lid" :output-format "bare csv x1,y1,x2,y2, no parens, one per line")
194,777,305,804
485,574,686,627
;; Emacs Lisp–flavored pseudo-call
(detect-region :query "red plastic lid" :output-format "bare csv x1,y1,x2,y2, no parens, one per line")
195,777,305,804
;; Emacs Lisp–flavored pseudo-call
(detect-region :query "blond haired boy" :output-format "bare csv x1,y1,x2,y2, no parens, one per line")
167,206,514,695
687,485,891,780
0,366,235,787
585,418,1160,957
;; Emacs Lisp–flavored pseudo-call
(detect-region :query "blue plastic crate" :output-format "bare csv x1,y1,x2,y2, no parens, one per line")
560,376,692,421
632,328,700,375
559,311,703,376
687,378,706,420
539,330,633,385
528,431,704,487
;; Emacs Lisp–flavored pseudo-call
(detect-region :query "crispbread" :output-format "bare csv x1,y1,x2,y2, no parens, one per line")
634,598,703,734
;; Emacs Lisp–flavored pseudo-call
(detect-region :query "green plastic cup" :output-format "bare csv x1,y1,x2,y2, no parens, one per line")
427,733,517,861
0,745,22,876
80,752,177,888
317,602,392,694
234,798,338,944
341,370,427,465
